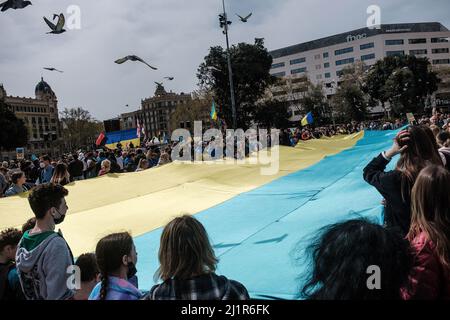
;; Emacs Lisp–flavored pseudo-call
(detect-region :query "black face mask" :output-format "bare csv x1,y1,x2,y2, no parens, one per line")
127,261,137,279
53,208,66,225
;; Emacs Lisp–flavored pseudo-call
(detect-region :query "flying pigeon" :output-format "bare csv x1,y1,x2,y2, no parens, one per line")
114,55,157,70
43,67,64,73
0,0,32,12
164,77,174,81
236,13,252,23
43,13,66,34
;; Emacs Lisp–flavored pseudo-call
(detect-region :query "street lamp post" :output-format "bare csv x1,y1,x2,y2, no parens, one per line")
220,0,237,129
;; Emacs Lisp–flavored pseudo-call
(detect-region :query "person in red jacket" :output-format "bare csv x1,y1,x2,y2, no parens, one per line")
402,165,450,300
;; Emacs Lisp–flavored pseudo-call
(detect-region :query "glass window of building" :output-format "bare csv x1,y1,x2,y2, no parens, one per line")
385,39,404,45
324,62,330,68
410,49,428,55
386,50,405,57
335,57,355,66
290,57,306,65
272,71,286,77
316,74,322,80
360,42,375,50
361,53,376,61
433,59,450,65
314,54,321,60
315,64,321,70
291,67,307,75
408,38,426,44
335,47,354,55
271,62,285,69
432,48,449,54
431,37,449,43
325,72,331,78
323,52,329,58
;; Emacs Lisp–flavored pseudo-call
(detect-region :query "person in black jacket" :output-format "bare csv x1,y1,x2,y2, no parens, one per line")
68,154,84,181
363,126,444,236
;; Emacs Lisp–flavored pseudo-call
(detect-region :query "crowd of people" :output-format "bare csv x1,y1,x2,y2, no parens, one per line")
0,145,174,198
1,113,450,300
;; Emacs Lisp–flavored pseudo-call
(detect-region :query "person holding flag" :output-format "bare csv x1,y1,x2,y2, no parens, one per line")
301,112,314,127
211,100,218,122
137,121,141,139
96,132,107,147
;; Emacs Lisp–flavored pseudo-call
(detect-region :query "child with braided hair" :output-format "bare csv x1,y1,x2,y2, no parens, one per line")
88,232,142,300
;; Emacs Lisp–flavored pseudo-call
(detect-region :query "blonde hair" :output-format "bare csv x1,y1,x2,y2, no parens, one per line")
101,159,111,171
157,215,218,281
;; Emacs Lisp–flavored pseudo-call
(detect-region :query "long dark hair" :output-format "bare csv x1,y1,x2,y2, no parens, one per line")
396,125,442,201
95,232,133,300
408,165,450,268
50,163,70,185
300,219,413,300
157,215,218,281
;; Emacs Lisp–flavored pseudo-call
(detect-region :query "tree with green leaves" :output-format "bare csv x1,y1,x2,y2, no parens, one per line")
298,79,331,125
364,55,440,116
197,39,275,129
253,97,291,129
0,100,28,150
332,62,369,122
60,107,104,151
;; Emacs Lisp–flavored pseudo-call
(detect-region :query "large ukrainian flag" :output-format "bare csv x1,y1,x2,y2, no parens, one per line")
2,130,403,299
104,129,140,150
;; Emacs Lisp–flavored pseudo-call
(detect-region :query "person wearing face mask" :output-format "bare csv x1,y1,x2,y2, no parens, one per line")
15,183,74,300
36,155,54,185
88,232,142,300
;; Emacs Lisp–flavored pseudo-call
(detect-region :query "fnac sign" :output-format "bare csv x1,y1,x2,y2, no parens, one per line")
347,34,367,42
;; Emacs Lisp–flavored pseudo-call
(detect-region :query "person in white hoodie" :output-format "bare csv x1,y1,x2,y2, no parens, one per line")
15,183,74,300
437,131,450,170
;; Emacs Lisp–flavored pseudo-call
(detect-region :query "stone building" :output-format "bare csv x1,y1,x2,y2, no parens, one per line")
0,78,62,159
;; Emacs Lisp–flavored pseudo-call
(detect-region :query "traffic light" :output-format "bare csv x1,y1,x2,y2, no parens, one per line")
219,14,225,28
218,14,232,30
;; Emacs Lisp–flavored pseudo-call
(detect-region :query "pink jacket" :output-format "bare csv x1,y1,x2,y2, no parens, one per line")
401,232,450,300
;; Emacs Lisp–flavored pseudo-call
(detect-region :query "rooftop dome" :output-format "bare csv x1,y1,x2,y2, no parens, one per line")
35,77,55,98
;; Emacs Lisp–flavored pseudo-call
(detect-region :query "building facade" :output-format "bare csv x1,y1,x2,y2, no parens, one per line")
269,22,450,121
0,78,62,159
118,83,192,140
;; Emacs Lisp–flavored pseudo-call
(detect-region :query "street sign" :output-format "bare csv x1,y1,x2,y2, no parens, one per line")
16,148,25,160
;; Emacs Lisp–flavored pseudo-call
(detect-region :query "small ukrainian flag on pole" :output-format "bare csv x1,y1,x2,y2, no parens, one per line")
301,112,314,127
211,100,218,121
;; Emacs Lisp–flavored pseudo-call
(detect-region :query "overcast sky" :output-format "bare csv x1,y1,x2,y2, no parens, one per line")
1,0,449,121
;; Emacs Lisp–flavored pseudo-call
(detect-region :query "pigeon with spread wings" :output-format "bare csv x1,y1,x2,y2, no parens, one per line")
43,13,66,34
164,77,174,81
43,67,64,73
0,0,32,12
236,13,252,23
114,55,157,70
